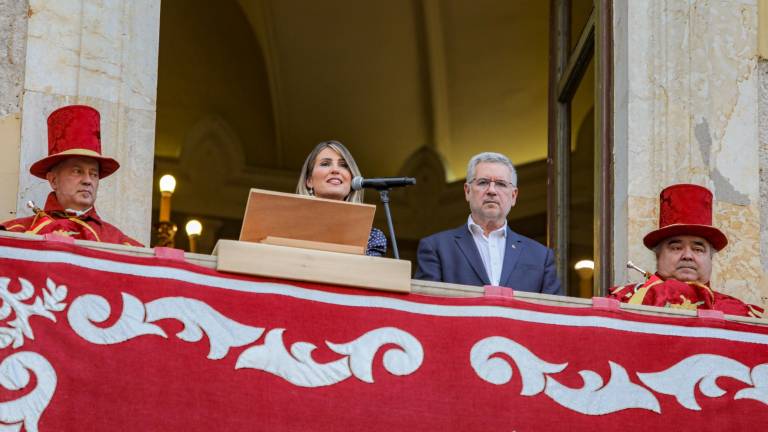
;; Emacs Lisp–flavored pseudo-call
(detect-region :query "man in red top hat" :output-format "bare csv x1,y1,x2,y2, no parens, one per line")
0,105,142,247
608,184,762,318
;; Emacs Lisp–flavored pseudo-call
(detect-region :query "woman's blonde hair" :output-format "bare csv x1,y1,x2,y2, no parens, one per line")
296,140,364,203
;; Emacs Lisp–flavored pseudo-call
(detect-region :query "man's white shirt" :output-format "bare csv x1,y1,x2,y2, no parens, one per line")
467,215,507,286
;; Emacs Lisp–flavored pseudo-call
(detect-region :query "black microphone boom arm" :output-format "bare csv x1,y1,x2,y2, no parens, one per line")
350,176,416,259
351,176,416,191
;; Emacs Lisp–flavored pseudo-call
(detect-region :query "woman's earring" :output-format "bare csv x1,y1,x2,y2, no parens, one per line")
308,187,314,196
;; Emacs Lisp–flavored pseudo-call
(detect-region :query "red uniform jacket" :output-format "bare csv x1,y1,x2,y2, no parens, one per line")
0,192,143,247
608,273,763,318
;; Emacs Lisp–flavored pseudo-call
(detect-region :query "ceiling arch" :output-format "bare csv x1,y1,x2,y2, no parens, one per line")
158,0,557,182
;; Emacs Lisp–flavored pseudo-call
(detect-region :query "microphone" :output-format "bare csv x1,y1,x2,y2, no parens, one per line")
351,176,416,191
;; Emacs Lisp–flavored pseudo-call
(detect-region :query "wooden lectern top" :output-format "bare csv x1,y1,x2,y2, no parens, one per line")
239,188,376,255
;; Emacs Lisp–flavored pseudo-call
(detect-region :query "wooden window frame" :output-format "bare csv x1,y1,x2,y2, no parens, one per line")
548,0,613,296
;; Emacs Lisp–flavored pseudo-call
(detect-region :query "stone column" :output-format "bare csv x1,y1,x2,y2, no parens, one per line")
761,58,768,305
10,0,160,245
619,0,764,305
0,0,28,221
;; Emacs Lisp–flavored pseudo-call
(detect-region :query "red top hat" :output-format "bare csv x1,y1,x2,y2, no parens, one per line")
643,184,728,251
29,105,120,179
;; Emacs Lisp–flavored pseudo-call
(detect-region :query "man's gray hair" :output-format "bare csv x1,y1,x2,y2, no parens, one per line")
466,152,517,186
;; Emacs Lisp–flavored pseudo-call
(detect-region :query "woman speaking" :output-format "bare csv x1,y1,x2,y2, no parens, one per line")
296,140,387,257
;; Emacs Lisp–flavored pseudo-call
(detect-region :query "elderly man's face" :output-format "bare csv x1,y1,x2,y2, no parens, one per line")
464,162,518,228
46,157,100,211
655,235,713,284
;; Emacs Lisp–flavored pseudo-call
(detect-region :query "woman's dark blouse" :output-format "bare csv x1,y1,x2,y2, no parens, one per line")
366,228,387,257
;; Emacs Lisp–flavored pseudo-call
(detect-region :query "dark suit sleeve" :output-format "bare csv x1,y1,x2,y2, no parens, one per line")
414,236,442,281
541,247,563,295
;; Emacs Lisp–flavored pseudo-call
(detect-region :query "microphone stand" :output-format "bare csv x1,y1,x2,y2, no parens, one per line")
377,189,400,259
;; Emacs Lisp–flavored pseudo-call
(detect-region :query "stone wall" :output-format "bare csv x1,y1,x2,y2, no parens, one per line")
621,0,765,306
0,0,27,221
12,0,161,245
761,59,768,302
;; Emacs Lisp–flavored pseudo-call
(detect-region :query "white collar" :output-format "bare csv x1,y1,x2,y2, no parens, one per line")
467,215,507,237
65,207,92,217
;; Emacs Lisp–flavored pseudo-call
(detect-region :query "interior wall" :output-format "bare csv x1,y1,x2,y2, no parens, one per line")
440,0,551,179
260,0,431,175
153,1,586,271
155,0,276,165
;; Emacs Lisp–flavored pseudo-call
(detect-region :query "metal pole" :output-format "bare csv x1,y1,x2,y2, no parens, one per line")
378,189,400,260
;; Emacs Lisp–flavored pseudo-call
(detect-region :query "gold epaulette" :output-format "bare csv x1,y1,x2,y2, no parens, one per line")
683,281,715,303
627,278,665,305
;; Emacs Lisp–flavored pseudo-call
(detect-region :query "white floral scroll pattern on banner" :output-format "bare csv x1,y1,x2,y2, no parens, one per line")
471,336,768,415
735,364,768,404
545,361,660,414
0,278,67,349
236,327,424,387
67,293,424,387
0,278,65,432
637,354,758,410
0,351,57,432
470,336,657,414
471,336,567,394
68,293,265,359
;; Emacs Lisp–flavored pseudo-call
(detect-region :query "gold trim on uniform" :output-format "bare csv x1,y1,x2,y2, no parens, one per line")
685,281,715,303
627,279,664,305
664,295,704,311
68,217,101,242
28,219,53,234
748,304,764,318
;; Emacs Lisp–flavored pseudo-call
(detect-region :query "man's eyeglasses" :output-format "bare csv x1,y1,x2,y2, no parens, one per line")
469,178,514,191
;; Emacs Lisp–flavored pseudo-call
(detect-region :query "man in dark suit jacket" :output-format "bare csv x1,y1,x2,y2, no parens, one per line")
415,152,562,295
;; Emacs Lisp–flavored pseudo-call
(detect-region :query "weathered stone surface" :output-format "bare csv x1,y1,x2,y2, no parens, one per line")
624,0,764,306
0,0,28,116
761,60,768,296
0,114,21,221
14,0,161,245
713,202,763,305
625,195,657,285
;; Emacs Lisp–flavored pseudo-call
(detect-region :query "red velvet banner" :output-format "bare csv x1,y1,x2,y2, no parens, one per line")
0,236,767,431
